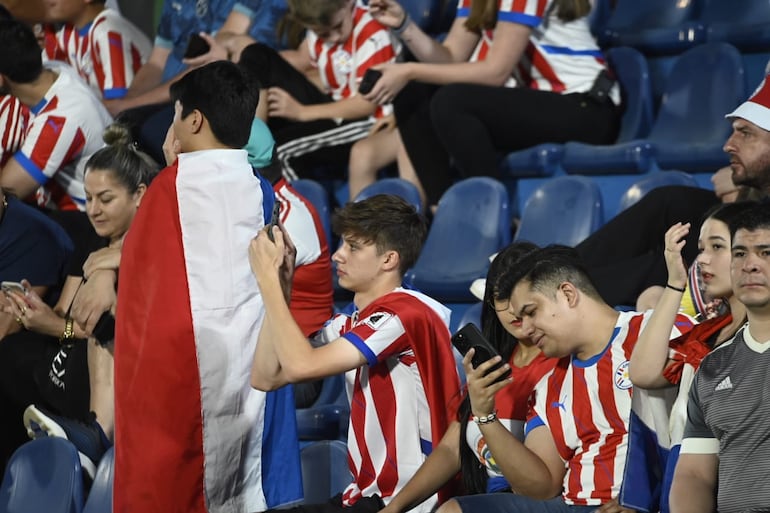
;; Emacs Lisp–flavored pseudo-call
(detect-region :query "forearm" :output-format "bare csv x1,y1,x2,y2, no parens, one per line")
629,288,683,388
125,62,165,97
403,60,511,88
670,475,717,513
251,298,289,390
299,96,376,122
394,21,456,64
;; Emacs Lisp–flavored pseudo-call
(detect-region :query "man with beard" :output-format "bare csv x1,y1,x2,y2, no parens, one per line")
574,75,770,308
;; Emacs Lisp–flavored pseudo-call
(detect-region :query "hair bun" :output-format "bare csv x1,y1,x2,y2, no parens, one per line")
102,123,133,147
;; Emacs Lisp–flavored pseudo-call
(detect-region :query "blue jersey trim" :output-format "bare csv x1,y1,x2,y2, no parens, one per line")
232,2,256,18
573,326,620,368
14,152,48,185
498,11,541,27
154,36,174,49
540,45,604,58
342,331,378,367
29,98,48,115
487,476,510,493
102,87,128,100
524,415,545,436
78,22,93,37
420,438,432,456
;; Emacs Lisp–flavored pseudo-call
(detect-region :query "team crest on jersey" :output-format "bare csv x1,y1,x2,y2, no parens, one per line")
614,360,632,390
365,312,392,330
476,438,500,473
331,49,353,74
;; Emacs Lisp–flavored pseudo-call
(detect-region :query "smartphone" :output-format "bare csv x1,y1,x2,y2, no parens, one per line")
266,200,281,242
1,281,26,295
92,312,116,346
451,323,512,383
358,68,382,95
183,33,210,59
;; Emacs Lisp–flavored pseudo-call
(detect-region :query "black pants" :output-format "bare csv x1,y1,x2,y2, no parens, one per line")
239,43,374,181
261,493,384,513
576,185,719,306
395,81,621,205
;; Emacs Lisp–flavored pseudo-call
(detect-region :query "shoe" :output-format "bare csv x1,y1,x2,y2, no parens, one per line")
23,404,111,479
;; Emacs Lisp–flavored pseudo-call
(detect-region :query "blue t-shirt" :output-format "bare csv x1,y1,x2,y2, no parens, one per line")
0,197,73,292
234,0,289,50
155,0,236,81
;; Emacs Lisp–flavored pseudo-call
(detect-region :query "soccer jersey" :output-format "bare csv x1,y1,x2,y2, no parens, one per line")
306,4,400,118
316,288,460,512
465,349,555,492
456,0,619,103
525,310,693,506
15,63,112,211
43,9,151,100
273,178,333,336
0,95,29,167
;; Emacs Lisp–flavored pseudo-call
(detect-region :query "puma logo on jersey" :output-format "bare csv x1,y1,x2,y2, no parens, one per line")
715,376,733,391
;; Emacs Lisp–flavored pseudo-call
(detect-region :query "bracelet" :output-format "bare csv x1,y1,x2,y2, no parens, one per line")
59,316,75,344
392,12,411,35
472,410,498,425
666,283,686,293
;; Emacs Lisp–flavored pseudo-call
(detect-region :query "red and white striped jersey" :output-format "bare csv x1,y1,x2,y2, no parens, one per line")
456,0,619,103
306,4,400,117
525,310,694,506
16,63,112,211
273,178,333,337
0,95,29,168
43,9,151,100
317,288,460,512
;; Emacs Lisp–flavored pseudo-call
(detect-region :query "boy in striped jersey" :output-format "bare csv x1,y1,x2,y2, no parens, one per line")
439,246,693,513
250,195,461,513
238,0,400,182
41,0,151,107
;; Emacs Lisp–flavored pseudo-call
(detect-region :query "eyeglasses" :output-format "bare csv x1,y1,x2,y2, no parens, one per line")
487,298,511,312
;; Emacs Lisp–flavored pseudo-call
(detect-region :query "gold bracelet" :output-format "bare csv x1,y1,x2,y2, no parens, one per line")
59,316,75,345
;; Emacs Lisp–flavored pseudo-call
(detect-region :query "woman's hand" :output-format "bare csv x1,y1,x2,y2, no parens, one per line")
267,87,305,120
462,348,512,418
83,246,122,279
363,63,411,105
368,0,407,29
70,272,117,336
2,279,60,335
664,222,690,290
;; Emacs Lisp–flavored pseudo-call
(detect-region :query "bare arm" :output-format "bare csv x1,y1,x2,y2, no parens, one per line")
669,453,718,513
630,223,690,389
382,422,462,513
267,88,376,122
104,46,172,116
0,157,44,201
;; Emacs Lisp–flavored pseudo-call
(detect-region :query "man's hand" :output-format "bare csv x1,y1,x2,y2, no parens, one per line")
70,271,117,336
712,166,739,203
462,348,512,418
267,87,305,120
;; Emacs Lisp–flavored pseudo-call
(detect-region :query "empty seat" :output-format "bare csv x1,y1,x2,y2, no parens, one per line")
0,438,85,513
617,170,698,213
299,440,352,504
405,178,511,302
515,176,603,247
354,178,423,213
700,0,770,51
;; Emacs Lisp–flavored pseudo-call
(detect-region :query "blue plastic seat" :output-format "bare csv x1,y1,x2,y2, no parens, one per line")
563,43,745,176
354,178,423,213
0,438,85,513
83,447,114,513
296,373,349,442
299,440,352,504
602,0,703,55
515,176,603,247
405,177,511,302
499,46,653,178
398,0,444,31
291,179,333,246
617,170,698,213
700,0,770,51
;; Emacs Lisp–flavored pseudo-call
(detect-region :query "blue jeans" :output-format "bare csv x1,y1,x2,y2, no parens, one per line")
453,495,598,513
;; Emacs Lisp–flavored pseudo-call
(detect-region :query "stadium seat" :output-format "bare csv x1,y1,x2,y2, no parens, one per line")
515,176,603,247
399,0,444,32
563,43,745,176
0,438,85,513
601,0,703,55
291,179,333,246
299,440,352,504
700,0,770,51
617,170,698,213
499,46,654,178
354,177,423,213
83,447,115,513
296,373,349,442
405,177,511,302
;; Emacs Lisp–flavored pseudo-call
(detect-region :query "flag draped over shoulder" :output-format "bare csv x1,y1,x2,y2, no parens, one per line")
114,149,301,513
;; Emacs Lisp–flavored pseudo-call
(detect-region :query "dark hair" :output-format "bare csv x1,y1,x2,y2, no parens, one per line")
331,194,427,275
0,18,43,83
465,0,590,32
729,202,770,238
169,61,259,148
701,201,759,231
0,5,11,19
86,124,159,192
457,241,539,495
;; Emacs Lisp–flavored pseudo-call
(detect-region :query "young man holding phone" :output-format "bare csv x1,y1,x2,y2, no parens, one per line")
249,194,461,513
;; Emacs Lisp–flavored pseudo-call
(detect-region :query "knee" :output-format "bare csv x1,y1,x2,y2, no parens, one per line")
348,139,376,174
430,84,466,123
436,499,463,513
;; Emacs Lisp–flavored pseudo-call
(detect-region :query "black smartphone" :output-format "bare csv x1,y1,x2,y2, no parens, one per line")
451,323,512,383
266,200,281,242
92,312,115,346
183,33,210,59
358,68,382,95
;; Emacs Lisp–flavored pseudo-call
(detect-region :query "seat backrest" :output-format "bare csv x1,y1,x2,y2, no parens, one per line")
406,178,511,298
290,179,333,246
0,438,85,513
607,47,655,143
354,178,423,214
299,440,352,504
617,171,698,213
698,0,770,26
83,447,115,513
605,0,699,32
648,42,745,146
390,0,442,30
515,176,603,247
